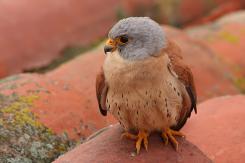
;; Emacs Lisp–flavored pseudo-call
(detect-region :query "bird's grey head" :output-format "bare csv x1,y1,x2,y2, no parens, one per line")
104,17,166,60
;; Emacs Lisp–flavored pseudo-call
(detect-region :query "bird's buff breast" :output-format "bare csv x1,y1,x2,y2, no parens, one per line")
103,52,183,132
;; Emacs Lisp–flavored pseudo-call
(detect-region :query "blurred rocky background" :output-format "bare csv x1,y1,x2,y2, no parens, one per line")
0,0,244,162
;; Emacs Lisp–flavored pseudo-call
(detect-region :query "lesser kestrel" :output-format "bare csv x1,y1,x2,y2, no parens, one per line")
96,17,197,154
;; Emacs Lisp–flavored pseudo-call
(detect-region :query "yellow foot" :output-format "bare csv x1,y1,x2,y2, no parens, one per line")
161,128,185,151
121,131,149,154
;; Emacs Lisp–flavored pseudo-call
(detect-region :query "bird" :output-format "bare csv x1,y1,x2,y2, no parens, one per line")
96,17,197,154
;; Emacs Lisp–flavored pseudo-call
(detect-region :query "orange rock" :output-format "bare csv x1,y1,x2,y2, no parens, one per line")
185,0,244,26
0,0,243,78
205,23,245,77
0,50,117,140
54,124,212,163
0,0,120,78
183,95,245,163
186,11,245,91
123,0,244,26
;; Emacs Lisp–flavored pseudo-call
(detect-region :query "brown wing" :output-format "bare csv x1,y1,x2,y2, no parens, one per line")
96,68,108,116
165,40,197,131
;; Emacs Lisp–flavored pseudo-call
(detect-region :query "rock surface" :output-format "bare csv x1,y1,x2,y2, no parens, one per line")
0,53,116,140
54,95,245,163
185,0,245,26
0,0,119,78
54,124,212,163
123,0,245,25
186,11,245,92
183,95,245,163
0,0,243,78
0,93,75,163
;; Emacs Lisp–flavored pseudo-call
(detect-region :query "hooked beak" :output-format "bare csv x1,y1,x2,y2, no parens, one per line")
104,38,117,54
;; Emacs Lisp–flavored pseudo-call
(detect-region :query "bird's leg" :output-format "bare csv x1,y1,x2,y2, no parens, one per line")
161,128,185,151
121,130,149,154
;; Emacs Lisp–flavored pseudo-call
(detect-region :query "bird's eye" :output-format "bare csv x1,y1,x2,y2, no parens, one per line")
119,36,128,44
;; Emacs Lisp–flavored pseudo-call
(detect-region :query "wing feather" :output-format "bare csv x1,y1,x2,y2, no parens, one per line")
165,40,197,130
96,69,108,116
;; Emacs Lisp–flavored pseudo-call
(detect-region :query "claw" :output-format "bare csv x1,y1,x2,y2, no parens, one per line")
161,132,168,145
143,135,148,151
121,130,149,154
162,128,185,151
136,131,149,154
121,132,138,140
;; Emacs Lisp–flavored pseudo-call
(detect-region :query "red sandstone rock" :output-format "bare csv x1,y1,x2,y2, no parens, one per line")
0,0,119,78
185,0,244,26
183,95,245,163
54,95,245,163
0,0,243,78
186,12,245,73
123,0,244,26
186,11,245,91
54,124,212,163
0,51,116,140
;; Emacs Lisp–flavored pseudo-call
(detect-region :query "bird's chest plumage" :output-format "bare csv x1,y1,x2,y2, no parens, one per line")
103,52,184,132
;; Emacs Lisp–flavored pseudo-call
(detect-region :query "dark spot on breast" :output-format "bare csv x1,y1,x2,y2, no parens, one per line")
115,103,118,107
145,91,148,95
118,111,120,116
177,92,180,96
154,100,157,105
120,122,125,129
106,98,108,103
126,103,129,107
108,104,110,109
167,109,171,118
118,106,121,111
159,91,162,97
136,110,139,115
146,102,148,106
165,98,168,107
121,94,124,98
173,87,176,91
